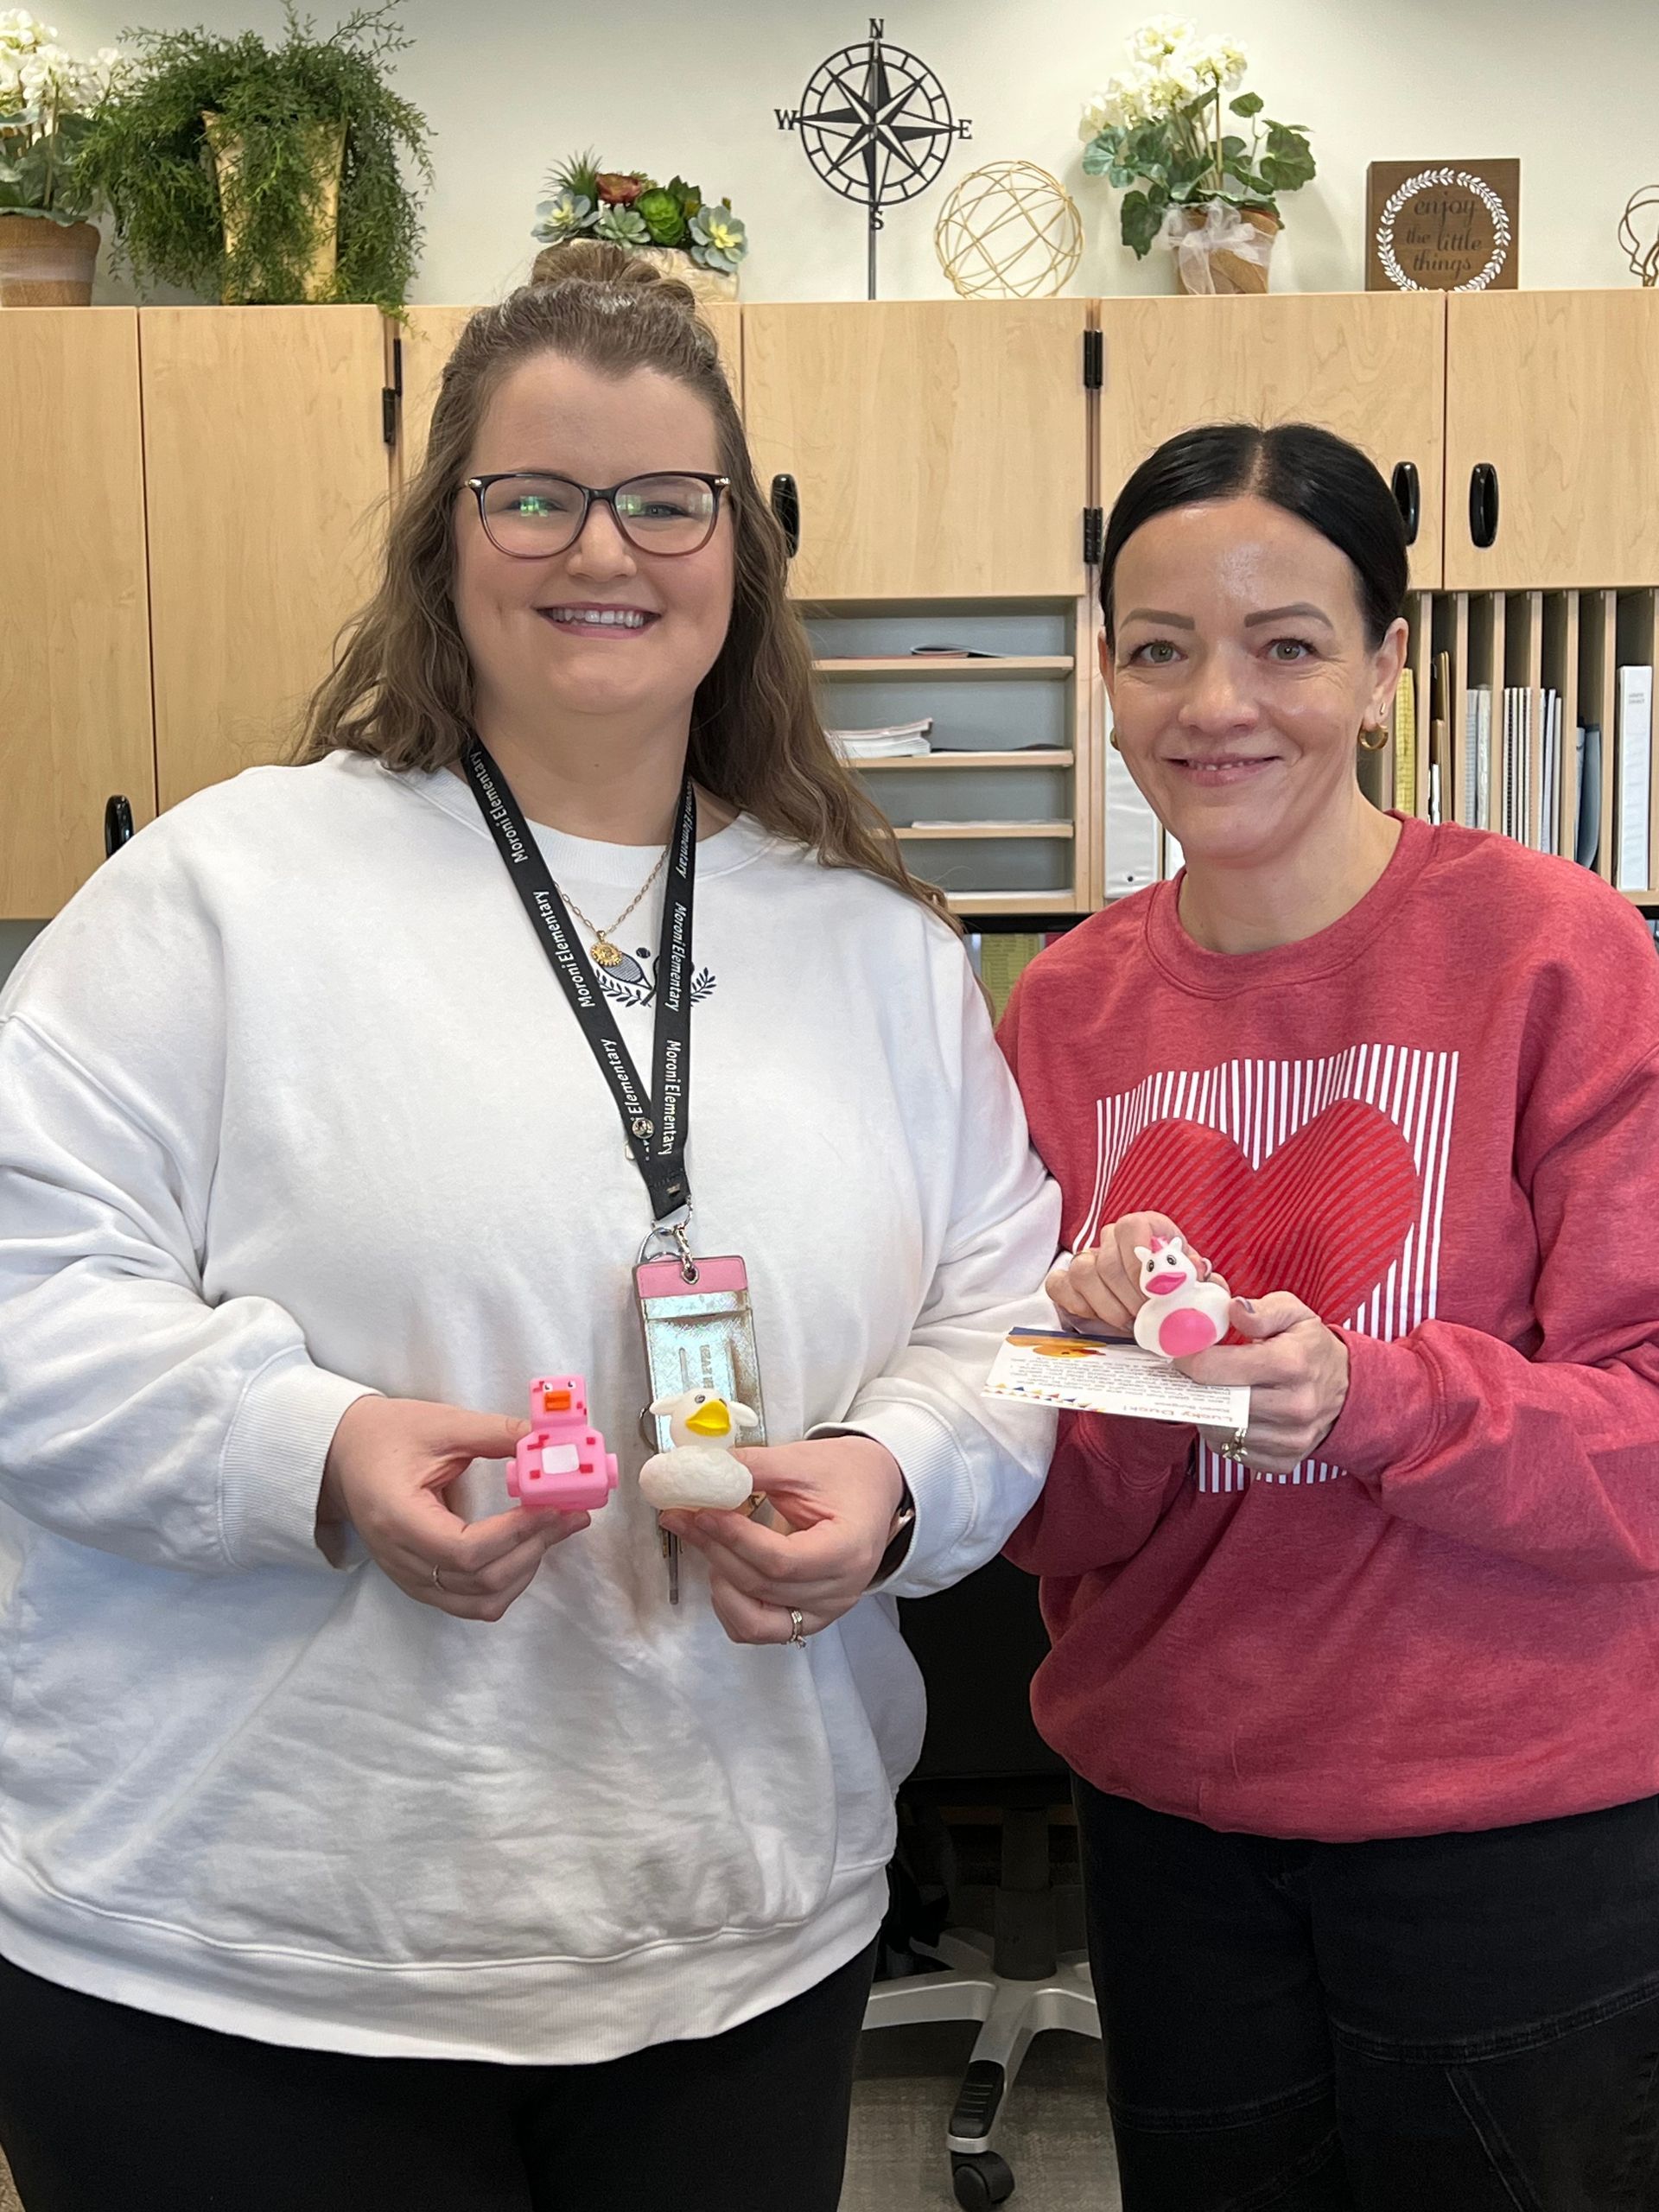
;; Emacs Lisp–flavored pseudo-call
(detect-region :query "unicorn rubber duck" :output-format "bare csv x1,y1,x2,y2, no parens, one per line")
1132,1232,1233,1359
639,1389,760,1510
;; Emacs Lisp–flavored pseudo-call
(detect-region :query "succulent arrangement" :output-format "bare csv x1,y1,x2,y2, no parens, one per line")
534,149,748,275
1078,15,1314,258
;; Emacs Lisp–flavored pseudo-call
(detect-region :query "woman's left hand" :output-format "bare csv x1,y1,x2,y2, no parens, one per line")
1180,1295,1351,1476
658,1436,905,1648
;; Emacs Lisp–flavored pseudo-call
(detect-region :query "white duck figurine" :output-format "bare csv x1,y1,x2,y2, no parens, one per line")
1132,1232,1234,1359
639,1389,760,1510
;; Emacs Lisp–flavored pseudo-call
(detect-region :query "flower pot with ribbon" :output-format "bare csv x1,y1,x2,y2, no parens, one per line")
1163,200,1280,296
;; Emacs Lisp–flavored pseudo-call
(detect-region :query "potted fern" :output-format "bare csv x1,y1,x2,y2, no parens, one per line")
532,149,748,302
76,2,432,310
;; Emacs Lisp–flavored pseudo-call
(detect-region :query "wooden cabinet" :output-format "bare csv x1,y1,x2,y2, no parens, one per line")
742,302,1091,601
1096,294,1446,588
139,306,391,808
396,301,744,485
1444,291,1659,590
0,309,156,918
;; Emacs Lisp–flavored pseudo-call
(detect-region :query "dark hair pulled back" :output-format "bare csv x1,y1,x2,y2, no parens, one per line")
1099,422,1408,652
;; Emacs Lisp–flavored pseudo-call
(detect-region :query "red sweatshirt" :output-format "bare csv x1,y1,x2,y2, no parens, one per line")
1001,815,1659,1841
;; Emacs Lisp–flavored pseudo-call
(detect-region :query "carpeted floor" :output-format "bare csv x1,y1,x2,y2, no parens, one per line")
0,2022,1117,2210
846,2018,1120,2209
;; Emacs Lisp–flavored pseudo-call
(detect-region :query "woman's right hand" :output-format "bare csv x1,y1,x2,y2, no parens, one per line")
319,1395,588,1620
1046,1211,1212,1338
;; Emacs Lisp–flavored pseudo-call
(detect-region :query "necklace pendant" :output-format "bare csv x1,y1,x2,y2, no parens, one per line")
591,937,625,969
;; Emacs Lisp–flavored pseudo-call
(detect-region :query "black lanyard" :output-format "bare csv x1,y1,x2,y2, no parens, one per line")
461,739,696,1229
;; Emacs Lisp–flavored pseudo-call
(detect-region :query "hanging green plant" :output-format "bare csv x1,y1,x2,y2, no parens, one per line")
75,1,432,310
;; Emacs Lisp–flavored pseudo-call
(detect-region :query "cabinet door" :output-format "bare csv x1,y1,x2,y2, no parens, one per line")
396,302,745,487
0,308,156,918
1096,295,1446,589
1446,292,1659,589
743,302,1091,600
140,307,391,809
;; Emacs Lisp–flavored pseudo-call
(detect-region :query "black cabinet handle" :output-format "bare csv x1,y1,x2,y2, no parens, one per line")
1469,462,1500,550
104,794,134,857
1390,461,1421,546
769,472,800,558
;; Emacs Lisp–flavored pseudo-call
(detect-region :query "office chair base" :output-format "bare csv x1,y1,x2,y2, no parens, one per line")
863,1928,1100,2202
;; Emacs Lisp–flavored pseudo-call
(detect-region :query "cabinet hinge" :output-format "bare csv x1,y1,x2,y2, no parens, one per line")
1082,328,1103,389
1083,506,1104,566
381,386,398,447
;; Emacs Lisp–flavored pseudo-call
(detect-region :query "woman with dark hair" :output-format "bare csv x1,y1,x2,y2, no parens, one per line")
0,244,1058,2210
1003,421,1659,2210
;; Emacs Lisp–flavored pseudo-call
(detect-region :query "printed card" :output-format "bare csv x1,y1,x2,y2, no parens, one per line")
984,1328,1249,1430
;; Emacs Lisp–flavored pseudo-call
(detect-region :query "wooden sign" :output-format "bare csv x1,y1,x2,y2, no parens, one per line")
1366,161,1519,292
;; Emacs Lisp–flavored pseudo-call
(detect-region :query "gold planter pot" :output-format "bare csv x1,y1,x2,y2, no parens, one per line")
0,215,100,306
204,115,346,303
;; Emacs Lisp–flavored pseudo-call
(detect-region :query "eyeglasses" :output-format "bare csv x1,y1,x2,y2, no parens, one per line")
462,471,730,560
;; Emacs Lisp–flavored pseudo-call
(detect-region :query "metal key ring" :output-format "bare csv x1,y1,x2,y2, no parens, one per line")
786,1609,806,1649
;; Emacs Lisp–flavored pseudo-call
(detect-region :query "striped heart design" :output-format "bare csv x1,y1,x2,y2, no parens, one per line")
1100,1097,1421,1325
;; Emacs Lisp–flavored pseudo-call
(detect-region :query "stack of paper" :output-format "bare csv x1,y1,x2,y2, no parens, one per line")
1464,687,1492,829
1616,666,1653,891
1391,670,1416,814
1576,726,1602,868
828,719,934,760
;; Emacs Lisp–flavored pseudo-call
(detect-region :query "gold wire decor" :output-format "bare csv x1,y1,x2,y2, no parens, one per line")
934,159,1084,300
1619,186,1659,287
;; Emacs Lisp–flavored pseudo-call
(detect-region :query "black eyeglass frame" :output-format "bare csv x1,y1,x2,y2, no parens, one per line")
462,470,732,559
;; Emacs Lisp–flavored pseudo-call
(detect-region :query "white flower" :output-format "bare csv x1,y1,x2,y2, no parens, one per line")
1183,33,1247,86
1078,91,1115,141
1140,60,1197,116
1129,15,1194,65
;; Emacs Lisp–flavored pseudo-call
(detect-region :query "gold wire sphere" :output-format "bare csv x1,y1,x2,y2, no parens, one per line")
1619,186,1659,287
934,160,1084,300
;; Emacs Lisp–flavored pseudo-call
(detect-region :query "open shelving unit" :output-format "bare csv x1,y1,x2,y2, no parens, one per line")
804,601,1098,919
1370,587,1659,906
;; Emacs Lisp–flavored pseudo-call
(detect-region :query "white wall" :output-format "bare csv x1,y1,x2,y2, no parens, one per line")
46,0,1659,307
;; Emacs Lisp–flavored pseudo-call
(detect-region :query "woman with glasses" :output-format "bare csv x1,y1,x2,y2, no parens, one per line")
0,243,1058,2212
1002,422,1659,2211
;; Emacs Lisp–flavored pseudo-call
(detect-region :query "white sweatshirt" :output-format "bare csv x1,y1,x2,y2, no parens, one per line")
0,753,1059,2063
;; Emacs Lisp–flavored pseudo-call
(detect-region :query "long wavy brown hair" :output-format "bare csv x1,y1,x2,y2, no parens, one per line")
299,239,957,931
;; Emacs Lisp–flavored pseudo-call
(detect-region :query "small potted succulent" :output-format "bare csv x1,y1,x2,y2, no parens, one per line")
1078,15,1315,295
0,11,130,305
533,149,747,302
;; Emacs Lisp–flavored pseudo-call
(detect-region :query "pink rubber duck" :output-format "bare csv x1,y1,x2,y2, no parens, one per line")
1132,1233,1233,1359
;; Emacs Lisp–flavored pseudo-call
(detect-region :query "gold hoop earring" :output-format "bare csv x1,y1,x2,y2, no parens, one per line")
1357,719,1389,753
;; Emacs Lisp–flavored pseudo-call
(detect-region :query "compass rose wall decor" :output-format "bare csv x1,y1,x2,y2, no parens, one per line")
778,18,971,297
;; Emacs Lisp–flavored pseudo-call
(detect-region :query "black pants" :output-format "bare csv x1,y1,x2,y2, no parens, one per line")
0,1941,875,2212
1076,1781,1659,2211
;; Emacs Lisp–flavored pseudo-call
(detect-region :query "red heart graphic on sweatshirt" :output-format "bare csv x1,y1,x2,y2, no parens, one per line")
1101,1097,1421,1325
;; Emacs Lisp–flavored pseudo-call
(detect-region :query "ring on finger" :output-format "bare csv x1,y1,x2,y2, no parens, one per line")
1225,1421,1249,1462
785,1608,806,1650
431,1565,446,1592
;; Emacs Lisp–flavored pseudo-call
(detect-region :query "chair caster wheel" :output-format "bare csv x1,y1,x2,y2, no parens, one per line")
952,2151,1015,2208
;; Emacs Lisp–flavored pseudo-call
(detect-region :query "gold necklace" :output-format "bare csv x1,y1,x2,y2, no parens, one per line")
554,845,671,969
